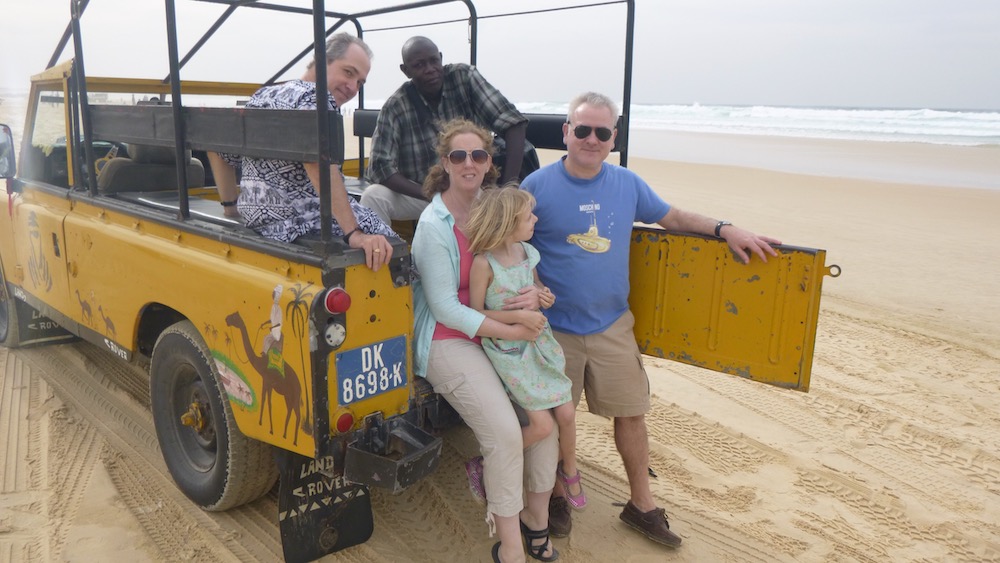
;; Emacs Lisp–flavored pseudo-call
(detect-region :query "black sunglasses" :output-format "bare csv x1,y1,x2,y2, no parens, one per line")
569,124,614,142
447,149,490,165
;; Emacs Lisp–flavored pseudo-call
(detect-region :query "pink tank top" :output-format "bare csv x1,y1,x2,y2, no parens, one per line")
432,225,482,344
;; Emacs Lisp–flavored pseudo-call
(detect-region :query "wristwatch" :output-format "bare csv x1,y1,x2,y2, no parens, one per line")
714,220,732,237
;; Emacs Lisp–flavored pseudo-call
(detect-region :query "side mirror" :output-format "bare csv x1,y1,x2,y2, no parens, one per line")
0,124,15,180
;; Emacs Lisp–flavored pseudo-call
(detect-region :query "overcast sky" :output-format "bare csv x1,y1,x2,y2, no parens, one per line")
2,0,998,110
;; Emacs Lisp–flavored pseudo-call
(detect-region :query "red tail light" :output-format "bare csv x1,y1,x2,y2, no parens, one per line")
324,287,351,314
336,412,354,433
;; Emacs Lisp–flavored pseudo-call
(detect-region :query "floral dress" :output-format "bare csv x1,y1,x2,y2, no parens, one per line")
482,242,571,410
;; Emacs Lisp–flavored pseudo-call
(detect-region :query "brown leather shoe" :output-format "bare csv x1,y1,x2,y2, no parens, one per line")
548,495,572,538
619,501,682,547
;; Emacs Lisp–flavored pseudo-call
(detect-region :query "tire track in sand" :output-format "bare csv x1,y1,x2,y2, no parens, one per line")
569,404,790,563
653,366,1000,560
13,342,284,562
644,305,1000,561
2,349,103,561
815,308,1000,454
43,403,103,558
1,350,50,561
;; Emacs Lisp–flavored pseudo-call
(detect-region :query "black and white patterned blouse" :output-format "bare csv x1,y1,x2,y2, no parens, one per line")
226,79,396,243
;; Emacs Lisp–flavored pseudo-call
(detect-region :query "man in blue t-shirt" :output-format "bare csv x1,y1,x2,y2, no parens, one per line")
522,91,781,549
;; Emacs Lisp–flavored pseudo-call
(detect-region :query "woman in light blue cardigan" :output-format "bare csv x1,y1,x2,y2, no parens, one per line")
411,119,560,563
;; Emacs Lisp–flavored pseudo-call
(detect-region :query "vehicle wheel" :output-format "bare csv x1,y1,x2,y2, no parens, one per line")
150,320,277,511
0,274,22,348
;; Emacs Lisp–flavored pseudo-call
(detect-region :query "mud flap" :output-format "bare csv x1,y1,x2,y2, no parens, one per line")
10,293,76,346
275,450,373,563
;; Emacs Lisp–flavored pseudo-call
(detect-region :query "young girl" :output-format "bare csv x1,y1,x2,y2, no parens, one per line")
465,186,587,511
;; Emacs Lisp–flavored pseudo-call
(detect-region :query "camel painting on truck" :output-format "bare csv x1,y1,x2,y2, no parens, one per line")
217,283,315,447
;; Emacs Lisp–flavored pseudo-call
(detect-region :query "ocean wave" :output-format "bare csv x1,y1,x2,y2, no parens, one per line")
515,102,1000,146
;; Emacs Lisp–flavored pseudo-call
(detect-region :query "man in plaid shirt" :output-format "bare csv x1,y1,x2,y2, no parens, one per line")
360,36,530,224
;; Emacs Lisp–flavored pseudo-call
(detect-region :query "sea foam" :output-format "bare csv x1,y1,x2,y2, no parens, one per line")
515,102,1000,147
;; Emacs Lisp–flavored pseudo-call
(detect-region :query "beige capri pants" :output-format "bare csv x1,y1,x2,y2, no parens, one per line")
425,339,559,517
359,183,429,225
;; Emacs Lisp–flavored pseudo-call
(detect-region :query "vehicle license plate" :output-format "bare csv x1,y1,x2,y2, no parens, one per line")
335,336,407,405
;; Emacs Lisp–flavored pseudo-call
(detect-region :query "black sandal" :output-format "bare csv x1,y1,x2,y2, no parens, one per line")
520,520,560,561
492,541,502,562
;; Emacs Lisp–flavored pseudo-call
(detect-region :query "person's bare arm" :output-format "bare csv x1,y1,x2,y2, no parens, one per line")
476,315,542,341
532,268,555,309
303,162,393,271
656,207,781,264
469,255,492,313
383,172,428,200
499,121,527,185
206,151,241,218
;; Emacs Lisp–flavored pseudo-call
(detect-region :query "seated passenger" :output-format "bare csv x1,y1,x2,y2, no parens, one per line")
359,36,532,225
211,33,395,271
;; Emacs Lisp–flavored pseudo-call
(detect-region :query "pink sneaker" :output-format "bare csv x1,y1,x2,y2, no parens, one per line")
465,456,487,505
557,461,587,510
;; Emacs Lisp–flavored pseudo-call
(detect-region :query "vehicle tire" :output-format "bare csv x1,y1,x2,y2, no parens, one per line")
150,320,277,511
0,274,22,348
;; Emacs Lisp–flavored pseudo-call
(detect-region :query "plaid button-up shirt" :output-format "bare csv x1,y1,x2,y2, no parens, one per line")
365,64,527,186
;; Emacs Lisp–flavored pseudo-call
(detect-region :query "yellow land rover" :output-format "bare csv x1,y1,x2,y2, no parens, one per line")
0,2,448,561
0,1,836,562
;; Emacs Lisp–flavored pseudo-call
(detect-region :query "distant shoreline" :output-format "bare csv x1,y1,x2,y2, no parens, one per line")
623,128,1000,191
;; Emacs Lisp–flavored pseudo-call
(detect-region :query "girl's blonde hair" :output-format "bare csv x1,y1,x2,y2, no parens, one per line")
466,185,535,254
422,119,499,198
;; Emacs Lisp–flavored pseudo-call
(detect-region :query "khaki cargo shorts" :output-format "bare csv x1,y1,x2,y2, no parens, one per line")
552,310,650,418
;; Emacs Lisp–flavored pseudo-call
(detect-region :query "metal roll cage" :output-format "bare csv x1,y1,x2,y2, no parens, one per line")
56,0,635,244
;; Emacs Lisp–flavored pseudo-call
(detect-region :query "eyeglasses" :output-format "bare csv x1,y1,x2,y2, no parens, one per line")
447,149,490,165
569,124,614,142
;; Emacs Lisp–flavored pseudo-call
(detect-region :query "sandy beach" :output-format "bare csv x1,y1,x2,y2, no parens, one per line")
2,113,1000,562
626,128,1000,190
